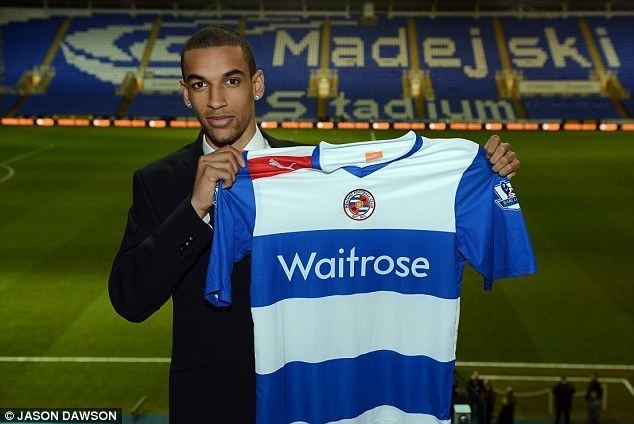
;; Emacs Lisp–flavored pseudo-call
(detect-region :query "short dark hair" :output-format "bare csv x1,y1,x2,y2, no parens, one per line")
180,25,257,79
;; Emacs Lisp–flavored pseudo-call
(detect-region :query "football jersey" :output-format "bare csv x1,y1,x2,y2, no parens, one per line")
205,131,537,424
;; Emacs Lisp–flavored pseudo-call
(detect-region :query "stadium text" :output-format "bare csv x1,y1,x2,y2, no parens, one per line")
277,247,430,281
271,26,620,75
262,91,516,121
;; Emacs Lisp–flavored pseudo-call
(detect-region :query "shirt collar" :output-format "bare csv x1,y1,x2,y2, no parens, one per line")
202,126,269,155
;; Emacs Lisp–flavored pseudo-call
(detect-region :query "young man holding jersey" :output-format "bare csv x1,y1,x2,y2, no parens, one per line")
109,25,521,423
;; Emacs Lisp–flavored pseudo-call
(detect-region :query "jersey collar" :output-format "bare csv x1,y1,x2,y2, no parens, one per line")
311,131,423,178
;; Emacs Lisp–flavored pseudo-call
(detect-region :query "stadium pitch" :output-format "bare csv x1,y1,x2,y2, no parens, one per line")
0,126,632,421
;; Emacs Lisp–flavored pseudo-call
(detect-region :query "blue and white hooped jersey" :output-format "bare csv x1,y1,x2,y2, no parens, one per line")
205,131,537,424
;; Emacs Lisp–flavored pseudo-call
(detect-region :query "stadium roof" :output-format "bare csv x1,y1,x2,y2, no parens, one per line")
3,0,634,13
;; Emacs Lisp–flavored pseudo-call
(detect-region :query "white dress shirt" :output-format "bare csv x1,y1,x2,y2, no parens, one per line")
201,127,271,226
201,126,270,155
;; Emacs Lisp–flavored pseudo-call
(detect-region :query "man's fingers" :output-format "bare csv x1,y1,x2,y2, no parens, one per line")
496,159,520,177
191,148,243,217
199,150,242,174
485,135,522,178
488,142,510,165
484,135,500,158
202,162,237,185
492,150,516,172
214,145,245,168
229,146,246,167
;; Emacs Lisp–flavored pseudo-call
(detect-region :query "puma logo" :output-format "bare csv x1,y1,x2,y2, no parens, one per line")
268,158,297,171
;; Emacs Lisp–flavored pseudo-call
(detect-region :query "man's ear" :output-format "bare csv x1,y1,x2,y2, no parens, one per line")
252,70,265,100
179,80,191,107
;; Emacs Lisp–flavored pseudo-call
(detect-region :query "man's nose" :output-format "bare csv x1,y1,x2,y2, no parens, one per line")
207,85,227,110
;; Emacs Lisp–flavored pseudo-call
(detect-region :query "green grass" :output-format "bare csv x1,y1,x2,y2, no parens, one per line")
0,126,633,420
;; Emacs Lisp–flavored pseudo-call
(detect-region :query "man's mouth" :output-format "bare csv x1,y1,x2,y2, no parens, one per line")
206,115,234,128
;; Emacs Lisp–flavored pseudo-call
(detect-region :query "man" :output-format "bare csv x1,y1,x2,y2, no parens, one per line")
109,26,521,423
481,379,496,424
585,372,603,401
553,376,576,424
497,387,516,424
586,390,601,424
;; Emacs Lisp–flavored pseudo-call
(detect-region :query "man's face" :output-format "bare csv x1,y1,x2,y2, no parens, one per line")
180,46,264,149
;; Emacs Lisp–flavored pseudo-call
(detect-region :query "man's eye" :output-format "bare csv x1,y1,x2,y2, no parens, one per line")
227,78,239,85
191,81,206,89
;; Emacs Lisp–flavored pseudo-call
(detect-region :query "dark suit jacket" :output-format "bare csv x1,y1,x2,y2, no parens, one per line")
109,131,300,423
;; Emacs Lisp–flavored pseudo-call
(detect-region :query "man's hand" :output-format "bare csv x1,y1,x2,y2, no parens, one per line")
191,145,245,218
485,135,520,179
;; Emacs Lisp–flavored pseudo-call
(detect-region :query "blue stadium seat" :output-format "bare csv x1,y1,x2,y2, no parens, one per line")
586,17,634,93
623,98,634,117
130,16,241,118
328,16,407,121
246,16,317,121
19,13,152,116
127,93,189,118
416,17,510,121
1,95,19,116
2,16,65,87
522,96,618,119
416,17,501,99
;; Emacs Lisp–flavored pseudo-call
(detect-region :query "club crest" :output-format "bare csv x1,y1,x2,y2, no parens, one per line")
343,189,375,221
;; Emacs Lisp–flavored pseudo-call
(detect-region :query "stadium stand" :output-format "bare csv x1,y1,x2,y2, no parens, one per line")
126,16,241,118
415,17,516,121
2,16,64,88
327,16,407,121
586,16,633,116
497,17,621,121
522,96,620,119
2,15,65,115
17,14,152,116
417,18,500,97
623,98,634,117
586,17,632,89
501,17,594,80
245,16,319,121
1,10,632,120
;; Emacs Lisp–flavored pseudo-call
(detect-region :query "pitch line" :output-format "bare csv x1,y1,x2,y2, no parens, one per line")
0,164,15,183
1,357,632,371
2,144,54,164
0,356,170,363
480,374,634,398
0,144,54,185
456,361,634,371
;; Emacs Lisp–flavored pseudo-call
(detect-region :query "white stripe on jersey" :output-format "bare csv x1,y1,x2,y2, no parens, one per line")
323,405,451,424
252,291,460,375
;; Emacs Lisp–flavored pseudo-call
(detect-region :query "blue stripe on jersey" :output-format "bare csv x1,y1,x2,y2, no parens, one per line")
250,228,460,308
206,158,256,307
256,350,454,423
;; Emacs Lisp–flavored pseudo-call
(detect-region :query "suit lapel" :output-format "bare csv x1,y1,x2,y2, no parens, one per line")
174,131,204,191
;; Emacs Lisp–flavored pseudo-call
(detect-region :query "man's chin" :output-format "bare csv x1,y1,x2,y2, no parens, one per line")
204,128,240,149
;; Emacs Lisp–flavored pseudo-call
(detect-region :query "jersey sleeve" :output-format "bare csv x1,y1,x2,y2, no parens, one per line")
455,147,538,289
205,161,256,307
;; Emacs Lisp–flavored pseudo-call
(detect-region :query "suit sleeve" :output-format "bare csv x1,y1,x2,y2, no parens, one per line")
455,147,538,289
108,170,212,322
